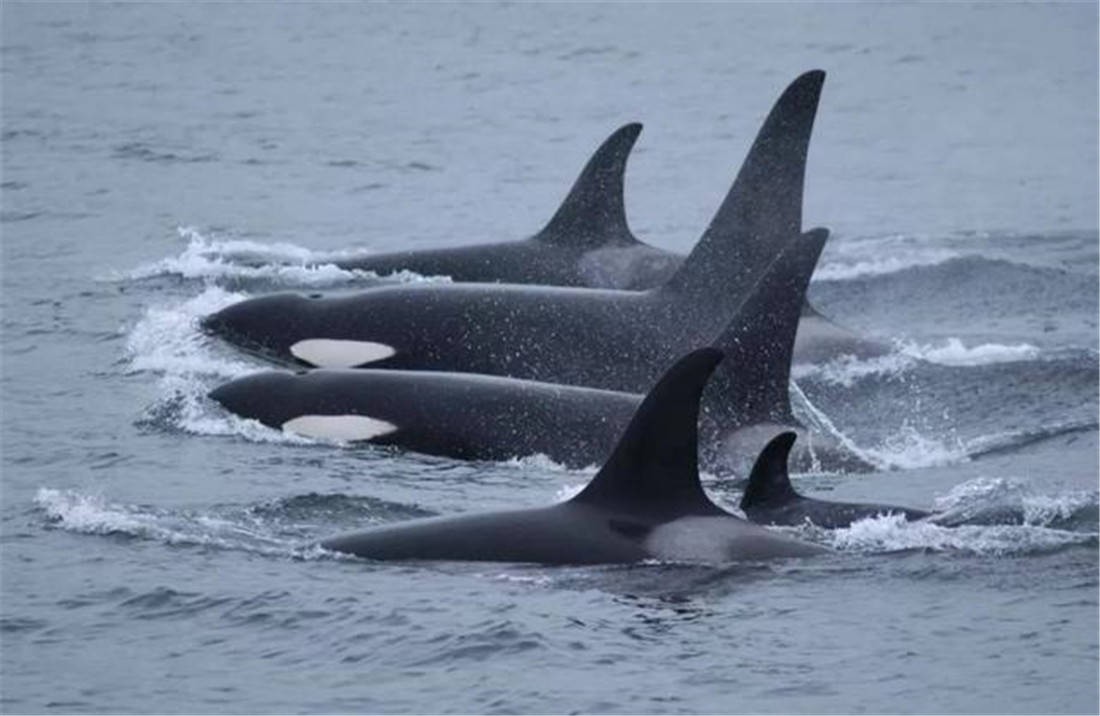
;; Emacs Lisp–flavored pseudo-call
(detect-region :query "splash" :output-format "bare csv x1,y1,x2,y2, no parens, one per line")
126,286,320,444
860,424,967,470
792,352,916,388
500,453,597,475
897,337,1041,367
815,247,961,282
823,512,1096,556
121,226,451,287
931,476,1099,530
34,488,331,559
126,285,255,377
553,482,588,503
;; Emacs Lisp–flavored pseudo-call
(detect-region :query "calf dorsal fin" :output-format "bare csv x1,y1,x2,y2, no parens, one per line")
740,432,801,510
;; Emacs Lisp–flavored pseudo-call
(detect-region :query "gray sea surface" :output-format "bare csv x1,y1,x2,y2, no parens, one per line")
2,3,1098,714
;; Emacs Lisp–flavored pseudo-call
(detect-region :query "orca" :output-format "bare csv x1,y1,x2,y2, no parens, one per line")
204,71,834,385
210,229,872,473
740,432,931,529
332,123,682,291
319,348,825,564
324,118,879,359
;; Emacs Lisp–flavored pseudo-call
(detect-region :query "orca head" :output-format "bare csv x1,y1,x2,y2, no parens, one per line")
202,292,399,368
202,292,317,364
208,369,301,423
209,369,400,442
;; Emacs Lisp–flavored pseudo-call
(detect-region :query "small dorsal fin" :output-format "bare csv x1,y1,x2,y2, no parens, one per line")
705,227,829,429
661,70,825,301
533,123,642,248
740,432,801,510
572,348,725,517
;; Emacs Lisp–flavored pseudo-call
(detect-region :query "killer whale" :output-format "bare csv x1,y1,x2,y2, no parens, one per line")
331,123,683,291
204,71,833,385
210,229,872,473
320,348,825,564
740,432,931,528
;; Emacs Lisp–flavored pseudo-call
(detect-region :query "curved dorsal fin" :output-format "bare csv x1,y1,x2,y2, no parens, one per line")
572,348,725,517
534,123,642,248
661,70,825,301
740,432,801,510
705,227,829,429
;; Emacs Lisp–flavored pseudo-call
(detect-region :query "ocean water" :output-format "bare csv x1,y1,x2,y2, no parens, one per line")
2,3,1098,714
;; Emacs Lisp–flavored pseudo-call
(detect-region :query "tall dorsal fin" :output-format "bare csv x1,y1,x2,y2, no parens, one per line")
572,348,725,517
534,123,642,248
660,70,825,301
740,432,801,510
704,227,829,429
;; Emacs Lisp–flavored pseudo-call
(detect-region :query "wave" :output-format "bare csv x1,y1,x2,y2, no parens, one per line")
815,229,1099,282
930,477,1099,531
33,488,440,558
820,513,1097,556
793,352,916,388
126,285,256,377
896,338,1042,367
34,488,331,559
794,338,1051,388
807,477,1098,556
965,421,1099,460
815,246,962,282
118,226,451,288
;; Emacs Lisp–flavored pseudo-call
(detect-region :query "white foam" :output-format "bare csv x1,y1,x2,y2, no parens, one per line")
815,246,960,282
932,476,1098,528
120,226,451,287
34,488,327,558
290,338,396,368
126,287,319,445
824,512,1092,555
126,285,256,377
553,482,587,503
791,352,916,387
498,452,595,474
896,337,1041,366
792,338,1042,385
860,425,967,470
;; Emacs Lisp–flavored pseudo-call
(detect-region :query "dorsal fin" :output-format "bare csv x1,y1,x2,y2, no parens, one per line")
704,227,829,429
660,70,825,301
534,123,642,248
572,348,725,517
740,432,802,510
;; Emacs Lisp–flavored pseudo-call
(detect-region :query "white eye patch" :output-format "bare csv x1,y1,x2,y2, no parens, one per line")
282,415,398,442
289,339,396,368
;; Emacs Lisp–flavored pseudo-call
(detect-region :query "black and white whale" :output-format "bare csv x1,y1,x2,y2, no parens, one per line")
740,433,931,528
331,123,682,291
320,348,825,564
211,227,871,473
205,71,854,382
